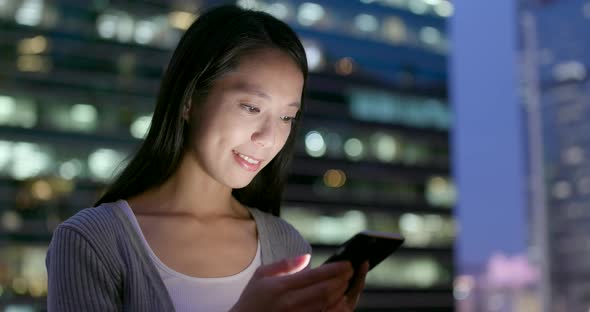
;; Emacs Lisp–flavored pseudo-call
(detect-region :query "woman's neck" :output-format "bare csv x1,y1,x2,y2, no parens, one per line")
127,157,249,220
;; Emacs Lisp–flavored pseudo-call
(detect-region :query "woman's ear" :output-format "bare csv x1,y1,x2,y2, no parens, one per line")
182,100,192,121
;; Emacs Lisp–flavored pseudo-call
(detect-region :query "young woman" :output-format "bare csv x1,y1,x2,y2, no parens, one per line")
46,5,368,312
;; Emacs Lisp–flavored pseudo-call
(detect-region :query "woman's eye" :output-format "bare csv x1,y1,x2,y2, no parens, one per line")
240,104,260,113
280,116,298,123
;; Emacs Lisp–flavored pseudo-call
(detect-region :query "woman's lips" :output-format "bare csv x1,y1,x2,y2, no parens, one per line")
232,150,262,172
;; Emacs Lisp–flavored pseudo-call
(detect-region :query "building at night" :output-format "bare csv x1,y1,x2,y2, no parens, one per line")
0,0,455,310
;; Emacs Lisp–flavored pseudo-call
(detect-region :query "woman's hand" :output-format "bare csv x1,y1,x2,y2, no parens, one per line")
230,254,358,312
324,261,369,311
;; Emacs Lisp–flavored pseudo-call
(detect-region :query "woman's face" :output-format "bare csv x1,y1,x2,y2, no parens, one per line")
187,48,304,189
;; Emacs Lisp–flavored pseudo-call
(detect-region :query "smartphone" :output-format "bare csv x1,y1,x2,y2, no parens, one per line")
323,231,405,288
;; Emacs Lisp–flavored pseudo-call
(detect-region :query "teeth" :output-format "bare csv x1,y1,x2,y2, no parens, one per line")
234,151,260,164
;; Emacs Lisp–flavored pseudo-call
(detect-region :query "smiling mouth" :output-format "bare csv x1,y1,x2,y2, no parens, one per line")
232,150,262,165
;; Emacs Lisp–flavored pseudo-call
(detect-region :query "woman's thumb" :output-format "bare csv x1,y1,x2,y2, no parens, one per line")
257,254,311,277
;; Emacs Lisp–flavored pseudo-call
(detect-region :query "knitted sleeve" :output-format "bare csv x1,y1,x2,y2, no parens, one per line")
46,225,121,312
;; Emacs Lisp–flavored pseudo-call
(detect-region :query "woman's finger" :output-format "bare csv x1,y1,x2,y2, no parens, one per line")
346,261,369,307
280,261,353,290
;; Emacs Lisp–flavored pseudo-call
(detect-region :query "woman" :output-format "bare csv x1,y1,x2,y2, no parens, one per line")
46,4,368,312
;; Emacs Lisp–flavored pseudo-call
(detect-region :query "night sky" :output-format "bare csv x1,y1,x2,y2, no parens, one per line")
451,0,528,269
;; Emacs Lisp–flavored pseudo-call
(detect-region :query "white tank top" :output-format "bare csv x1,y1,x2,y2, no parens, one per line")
119,200,261,312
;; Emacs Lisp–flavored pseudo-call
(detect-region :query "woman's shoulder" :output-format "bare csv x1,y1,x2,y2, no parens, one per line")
53,201,126,246
249,208,312,256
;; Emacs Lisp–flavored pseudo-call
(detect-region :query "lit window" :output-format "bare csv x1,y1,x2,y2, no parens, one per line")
265,2,289,20
17,35,48,54
1,211,22,232
419,26,441,45
301,39,324,72
11,142,51,180
408,0,429,15
552,61,586,82
70,104,98,132
425,176,456,207
297,2,325,26
88,148,126,181
434,0,453,17
305,131,326,157
168,11,197,30
116,13,134,42
354,13,378,33
281,207,367,245
552,180,572,199
323,169,346,188
17,55,51,73
15,0,43,26
562,146,584,165
134,20,157,45
97,13,118,39
130,115,152,139
335,57,354,76
382,16,407,44
344,138,364,160
59,159,83,180
370,133,398,162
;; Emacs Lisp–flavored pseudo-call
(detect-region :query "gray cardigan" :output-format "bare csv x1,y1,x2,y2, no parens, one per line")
45,201,312,312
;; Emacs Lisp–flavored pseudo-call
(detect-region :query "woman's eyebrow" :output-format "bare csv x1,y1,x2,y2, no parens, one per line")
230,82,300,108
230,83,272,100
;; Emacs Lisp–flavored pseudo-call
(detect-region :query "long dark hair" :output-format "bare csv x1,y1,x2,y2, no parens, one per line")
95,5,308,216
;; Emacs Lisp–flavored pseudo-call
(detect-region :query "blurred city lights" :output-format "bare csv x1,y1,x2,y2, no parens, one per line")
115,13,134,42
265,2,289,19
15,0,43,26
168,11,196,30
1,210,22,232
97,13,118,39
31,179,53,201
0,95,16,122
305,131,326,157
302,40,324,71
552,180,572,199
88,148,124,181
552,61,586,82
434,1,453,17
17,36,48,54
425,176,456,207
59,159,82,180
344,137,363,160
562,145,584,165
354,13,378,32
420,26,441,45
382,16,407,43
11,142,50,180
371,133,398,162
453,275,475,300
134,20,157,44
335,57,354,76
408,0,429,15
70,104,98,129
323,169,346,188
17,55,51,72
297,2,325,26
130,115,152,139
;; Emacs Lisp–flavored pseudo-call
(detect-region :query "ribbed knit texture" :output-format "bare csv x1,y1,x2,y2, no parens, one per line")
46,201,312,312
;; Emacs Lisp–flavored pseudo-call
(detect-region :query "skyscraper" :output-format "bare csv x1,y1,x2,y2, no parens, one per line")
520,1,590,311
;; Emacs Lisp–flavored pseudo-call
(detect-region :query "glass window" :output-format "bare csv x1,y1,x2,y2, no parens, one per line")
0,95,37,128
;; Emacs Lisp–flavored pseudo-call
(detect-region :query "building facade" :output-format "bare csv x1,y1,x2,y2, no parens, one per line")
0,0,454,310
520,0,590,311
